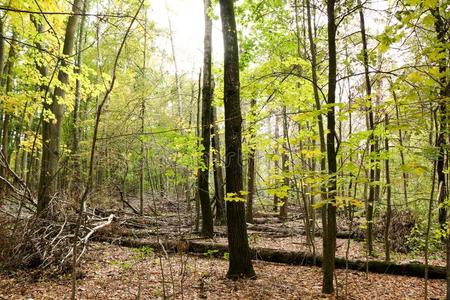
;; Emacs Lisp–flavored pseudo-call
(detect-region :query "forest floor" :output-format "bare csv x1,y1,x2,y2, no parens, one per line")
0,242,445,299
0,194,447,299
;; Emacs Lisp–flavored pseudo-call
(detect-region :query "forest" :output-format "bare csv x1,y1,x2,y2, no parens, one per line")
0,0,449,298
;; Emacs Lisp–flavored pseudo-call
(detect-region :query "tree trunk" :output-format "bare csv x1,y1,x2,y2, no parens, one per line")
391,86,408,207
71,0,87,181
139,9,148,216
198,0,214,238
322,0,337,293
273,114,280,211
1,35,16,180
219,0,255,279
358,0,378,256
279,106,289,220
37,0,84,215
384,114,391,261
246,98,257,223
212,105,225,224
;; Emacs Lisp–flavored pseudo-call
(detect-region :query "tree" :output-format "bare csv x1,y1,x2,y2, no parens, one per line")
219,0,255,279
211,104,225,224
358,0,379,256
246,98,256,223
322,0,337,293
198,0,214,238
37,0,84,215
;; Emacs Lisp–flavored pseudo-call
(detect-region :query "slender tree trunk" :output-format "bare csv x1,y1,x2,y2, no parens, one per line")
322,0,337,293
195,70,202,232
198,0,214,237
1,36,16,180
0,18,5,87
211,105,225,224
37,0,84,215
279,106,289,219
384,114,391,261
306,0,327,246
273,114,280,211
390,86,409,207
219,0,255,279
167,7,183,118
139,9,148,216
358,0,378,256
246,99,257,223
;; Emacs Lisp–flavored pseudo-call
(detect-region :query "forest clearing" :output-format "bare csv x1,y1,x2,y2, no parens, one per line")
0,0,449,299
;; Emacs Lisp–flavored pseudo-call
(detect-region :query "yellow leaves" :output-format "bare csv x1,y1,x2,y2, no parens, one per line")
20,131,42,152
0,94,28,115
312,196,363,209
422,14,435,27
406,71,423,83
225,192,247,203
400,162,429,175
300,148,322,159
423,0,438,8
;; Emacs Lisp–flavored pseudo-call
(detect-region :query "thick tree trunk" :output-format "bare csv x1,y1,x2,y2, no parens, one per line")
99,237,447,280
198,0,214,237
219,0,255,279
322,0,337,293
430,7,450,298
71,0,87,180
37,0,84,215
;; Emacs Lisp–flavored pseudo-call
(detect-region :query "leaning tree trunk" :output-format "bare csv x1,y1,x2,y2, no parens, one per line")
37,0,84,215
219,0,256,279
197,0,214,238
322,0,337,293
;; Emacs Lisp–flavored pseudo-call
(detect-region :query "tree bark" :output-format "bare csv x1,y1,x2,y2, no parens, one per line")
273,114,280,211
279,106,289,220
246,98,257,223
219,0,255,279
384,114,391,261
358,0,378,256
1,35,16,180
71,0,87,180
37,0,84,215
198,0,214,238
322,0,337,293
212,105,225,224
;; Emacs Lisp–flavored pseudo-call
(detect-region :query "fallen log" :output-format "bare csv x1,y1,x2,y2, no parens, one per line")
96,237,446,279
